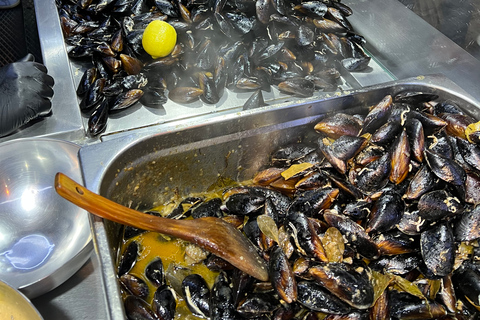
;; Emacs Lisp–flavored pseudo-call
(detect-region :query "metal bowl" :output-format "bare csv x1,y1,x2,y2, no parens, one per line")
0,280,43,319
0,138,92,299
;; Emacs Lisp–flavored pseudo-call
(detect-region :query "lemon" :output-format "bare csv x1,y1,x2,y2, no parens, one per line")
142,20,177,59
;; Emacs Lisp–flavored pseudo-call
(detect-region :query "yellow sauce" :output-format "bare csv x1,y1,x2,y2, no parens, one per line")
120,232,219,319
118,179,255,318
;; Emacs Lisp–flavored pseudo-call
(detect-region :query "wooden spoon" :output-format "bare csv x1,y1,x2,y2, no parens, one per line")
55,172,269,281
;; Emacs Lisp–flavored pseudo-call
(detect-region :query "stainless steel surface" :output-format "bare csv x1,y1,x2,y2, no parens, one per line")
0,280,43,320
31,0,394,142
79,74,480,319
344,0,480,103
0,138,92,299
23,0,480,318
0,1,84,145
32,254,108,320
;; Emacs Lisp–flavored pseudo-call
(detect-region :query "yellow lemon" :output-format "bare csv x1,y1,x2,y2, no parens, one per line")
142,20,177,59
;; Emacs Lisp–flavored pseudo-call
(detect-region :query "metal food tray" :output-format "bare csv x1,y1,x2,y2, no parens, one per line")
10,0,394,145
78,74,480,319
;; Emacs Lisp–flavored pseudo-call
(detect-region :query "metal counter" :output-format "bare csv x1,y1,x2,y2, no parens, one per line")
25,0,480,319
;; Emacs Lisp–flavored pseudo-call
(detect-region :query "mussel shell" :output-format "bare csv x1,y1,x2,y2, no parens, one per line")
465,170,480,205
389,129,411,185
309,263,374,309
417,190,463,221
352,152,391,195
145,258,165,287
87,97,109,137
237,292,280,317
405,117,425,163
389,290,446,319
168,87,203,104
80,77,106,112
117,240,138,276
441,113,475,139
109,89,143,112
120,273,149,299
404,165,440,200
277,78,315,97
286,211,328,262
314,113,362,139
288,188,339,218
77,67,98,96
425,149,466,186
181,274,210,318
297,281,352,314
152,285,176,320
452,266,480,309
396,210,427,235
318,139,347,174
224,192,265,216
140,87,168,108
454,205,480,241
191,197,223,218
420,223,455,277
323,211,379,260
330,135,369,161
342,199,372,220
373,230,417,255
341,56,371,72
210,272,236,319
269,245,297,303
369,253,421,275
243,89,266,110
362,95,393,133
271,144,316,166
393,91,439,104
370,120,402,146
124,295,158,320
456,137,480,172
366,189,404,234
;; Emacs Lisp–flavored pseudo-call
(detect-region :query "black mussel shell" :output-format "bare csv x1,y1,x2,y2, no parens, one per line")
366,189,404,234
324,211,379,260
152,285,176,320
454,205,480,241
420,223,455,277
181,274,210,318
118,240,138,276
120,273,149,299
124,295,158,320
417,190,463,222
210,272,236,319
145,258,165,287
425,149,466,186
269,245,297,303
309,262,374,309
297,281,352,314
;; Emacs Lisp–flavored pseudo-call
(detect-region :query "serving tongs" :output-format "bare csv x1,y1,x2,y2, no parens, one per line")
54,172,268,281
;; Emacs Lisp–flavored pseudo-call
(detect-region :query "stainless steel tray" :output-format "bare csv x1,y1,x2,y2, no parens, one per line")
79,74,480,319
23,0,393,144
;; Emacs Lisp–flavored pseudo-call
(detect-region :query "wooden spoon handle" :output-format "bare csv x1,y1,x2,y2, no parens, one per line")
55,172,269,281
54,172,182,234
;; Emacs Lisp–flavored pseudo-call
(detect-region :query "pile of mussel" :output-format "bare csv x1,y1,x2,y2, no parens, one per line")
56,0,370,136
116,91,480,319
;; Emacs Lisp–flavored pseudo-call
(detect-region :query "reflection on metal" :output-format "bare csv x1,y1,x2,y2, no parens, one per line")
1,235,54,270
